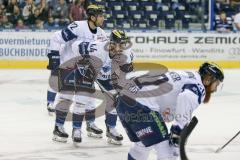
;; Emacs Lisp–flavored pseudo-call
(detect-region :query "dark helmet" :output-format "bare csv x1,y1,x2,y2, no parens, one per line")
199,62,224,82
86,4,104,17
110,29,128,43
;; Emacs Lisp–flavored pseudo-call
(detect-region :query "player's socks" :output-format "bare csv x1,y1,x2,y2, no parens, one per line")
47,90,57,114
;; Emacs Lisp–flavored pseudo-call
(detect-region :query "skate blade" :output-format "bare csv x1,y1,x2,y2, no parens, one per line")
87,132,103,138
52,135,68,143
107,138,122,145
73,141,82,147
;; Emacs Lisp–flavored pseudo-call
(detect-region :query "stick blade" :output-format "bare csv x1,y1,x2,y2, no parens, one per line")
179,116,198,160
215,147,222,153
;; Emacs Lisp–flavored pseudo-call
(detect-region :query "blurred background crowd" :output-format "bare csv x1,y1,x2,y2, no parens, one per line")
0,0,240,32
0,0,88,30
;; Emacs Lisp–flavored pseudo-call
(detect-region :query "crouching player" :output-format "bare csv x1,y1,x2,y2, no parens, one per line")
97,29,134,144
113,62,224,159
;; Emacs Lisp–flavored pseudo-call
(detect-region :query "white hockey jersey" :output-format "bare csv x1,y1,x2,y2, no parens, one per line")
69,40,107,74
48,20,107,64
97,47,134,81
128,71,206,129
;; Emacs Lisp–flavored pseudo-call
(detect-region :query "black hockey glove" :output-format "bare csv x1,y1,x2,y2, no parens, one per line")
47,50,60,70
120,63,134,73
169,125,182,147
75,58,96,84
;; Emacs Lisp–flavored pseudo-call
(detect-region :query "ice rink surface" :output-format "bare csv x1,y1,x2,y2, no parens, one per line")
0,69,239,160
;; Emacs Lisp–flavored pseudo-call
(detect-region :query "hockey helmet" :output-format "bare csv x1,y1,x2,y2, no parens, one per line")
86,4,104,17
110,29,129,44
199,62,224,82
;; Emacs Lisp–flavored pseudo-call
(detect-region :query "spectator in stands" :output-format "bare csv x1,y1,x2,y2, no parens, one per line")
0,3,6,14
15,19,28,29
22,0,36,22
35,19,44,29
48,0,58,8
8,4,22,26
28,8,43,26
52,0,69,25
214,11,233,32
6,0,18,15
27,0,48,27
36,0,48,21
53,0,68,19
234,10,240,30
44,16,57,29
18,0,26,9
69,0,86,22
1,15,13,28
58,17,68,27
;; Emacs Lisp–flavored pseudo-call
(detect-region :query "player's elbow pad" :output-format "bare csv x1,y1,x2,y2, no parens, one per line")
120,63,133,73
47,50,60,70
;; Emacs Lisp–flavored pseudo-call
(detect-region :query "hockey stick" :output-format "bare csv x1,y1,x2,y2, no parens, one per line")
179,116,198,160
95,80,115,101
215,130,240,153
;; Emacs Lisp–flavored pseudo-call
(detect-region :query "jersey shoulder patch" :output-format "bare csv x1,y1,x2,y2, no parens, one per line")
61,25,78,42
182,83,205,104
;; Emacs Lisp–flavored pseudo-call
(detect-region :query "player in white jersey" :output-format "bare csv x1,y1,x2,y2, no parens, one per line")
97,30,134,144
52,29,134,144
113,62,224,160
47,4,106,113
47,4,107,141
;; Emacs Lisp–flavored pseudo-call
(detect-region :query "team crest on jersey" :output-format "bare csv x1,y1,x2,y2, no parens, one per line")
102,66,111,73
77,66,87,76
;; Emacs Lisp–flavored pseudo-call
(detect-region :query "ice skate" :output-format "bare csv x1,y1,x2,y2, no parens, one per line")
86,122,103,138
72,128,82,145
106,127,123,145
47,102,55,116
52,125,68,143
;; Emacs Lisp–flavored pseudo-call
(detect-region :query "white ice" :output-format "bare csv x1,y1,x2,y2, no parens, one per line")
0,69,239,160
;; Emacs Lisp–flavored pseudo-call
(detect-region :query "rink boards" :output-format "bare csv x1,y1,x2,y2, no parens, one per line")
0,30,240,69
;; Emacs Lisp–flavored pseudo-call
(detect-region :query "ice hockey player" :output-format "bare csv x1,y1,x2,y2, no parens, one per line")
46,4,107,141
113,62,224,160
52,29,133,145
97,29,134,145
46,4,106,116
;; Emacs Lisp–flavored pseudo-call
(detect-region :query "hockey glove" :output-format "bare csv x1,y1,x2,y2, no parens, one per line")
47,50,60,70
169,125,182,147
120,63,134,73
76,58,96,83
